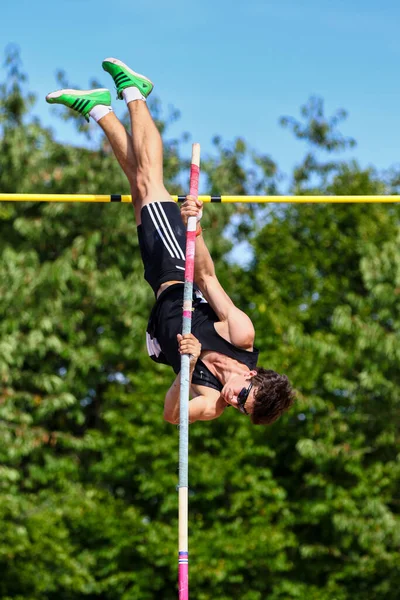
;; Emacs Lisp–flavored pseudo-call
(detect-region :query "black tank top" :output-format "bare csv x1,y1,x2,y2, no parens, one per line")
146,284,259,391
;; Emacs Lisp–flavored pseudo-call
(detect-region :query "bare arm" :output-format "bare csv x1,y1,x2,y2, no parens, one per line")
181,197,255,347
164,375,227,424
163,333,228,423
163,333,227,424
163,359,196,424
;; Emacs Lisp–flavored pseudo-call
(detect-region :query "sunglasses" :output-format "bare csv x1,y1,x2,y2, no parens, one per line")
237,382,253,415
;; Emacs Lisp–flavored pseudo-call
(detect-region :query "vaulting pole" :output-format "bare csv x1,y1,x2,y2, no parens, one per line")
178,143,200,600
0,194,399,203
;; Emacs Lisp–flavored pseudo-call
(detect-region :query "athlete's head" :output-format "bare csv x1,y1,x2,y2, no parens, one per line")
250,368,295,425
221,368,295,424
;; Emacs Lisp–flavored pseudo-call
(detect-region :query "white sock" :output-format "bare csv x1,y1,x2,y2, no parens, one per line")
122,86,146,104
89,104,113,122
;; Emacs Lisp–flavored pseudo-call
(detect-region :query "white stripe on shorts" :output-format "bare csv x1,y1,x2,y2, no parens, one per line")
155,202,186,261
146,203,176,258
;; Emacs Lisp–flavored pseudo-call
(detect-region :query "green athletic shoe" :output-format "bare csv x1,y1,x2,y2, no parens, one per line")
102,58,154,100
45,88,111,122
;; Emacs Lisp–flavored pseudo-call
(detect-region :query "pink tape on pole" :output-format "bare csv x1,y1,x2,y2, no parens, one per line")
184,230,196,283
189,164,200,198
178,554,189,600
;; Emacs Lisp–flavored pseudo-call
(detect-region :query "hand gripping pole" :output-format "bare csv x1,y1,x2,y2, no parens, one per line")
178,143,200,600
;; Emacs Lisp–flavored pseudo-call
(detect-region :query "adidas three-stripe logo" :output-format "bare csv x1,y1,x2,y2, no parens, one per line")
114,72,132,86
146,203,185,261
71,98,91,114
114,71,148,89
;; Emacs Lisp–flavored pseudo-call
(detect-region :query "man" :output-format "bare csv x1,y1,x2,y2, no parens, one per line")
46,57,295,425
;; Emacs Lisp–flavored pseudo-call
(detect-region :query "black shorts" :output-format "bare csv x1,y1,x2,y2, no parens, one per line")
137,202,186,295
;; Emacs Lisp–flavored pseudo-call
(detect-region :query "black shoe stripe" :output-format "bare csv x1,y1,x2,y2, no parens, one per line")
115,78,131,87
114,72,128,81
80,100,91,113
115,74,132,84
76,99,91,113
75,99,85,112
71,99,80,109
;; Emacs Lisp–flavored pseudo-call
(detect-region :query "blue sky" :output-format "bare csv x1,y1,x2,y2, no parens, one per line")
2,0,400,187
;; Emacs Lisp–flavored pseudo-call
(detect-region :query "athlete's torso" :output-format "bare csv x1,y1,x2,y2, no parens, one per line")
146,283,259,391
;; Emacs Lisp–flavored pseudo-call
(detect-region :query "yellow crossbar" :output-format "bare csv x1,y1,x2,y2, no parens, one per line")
0,194,399,203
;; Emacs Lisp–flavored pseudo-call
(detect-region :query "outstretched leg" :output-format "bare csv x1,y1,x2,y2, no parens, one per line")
98,100,173,225
95,112,139,202
102,58,173,224
46,69,173,224
127,100,173,214
98,102,172,224
45,87,140,206
45,63,185,295
98,62,186,295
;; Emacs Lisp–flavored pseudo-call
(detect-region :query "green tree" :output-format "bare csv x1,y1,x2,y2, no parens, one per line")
236,98,400,599
1,47,400,600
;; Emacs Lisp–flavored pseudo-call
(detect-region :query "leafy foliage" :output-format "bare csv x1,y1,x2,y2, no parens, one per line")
0,47,399,599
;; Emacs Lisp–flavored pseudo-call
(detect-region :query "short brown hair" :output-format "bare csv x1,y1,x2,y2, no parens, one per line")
251,368,295,425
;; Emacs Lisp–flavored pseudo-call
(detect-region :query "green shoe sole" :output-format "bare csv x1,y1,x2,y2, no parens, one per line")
46,88,111,121
102,58,153,99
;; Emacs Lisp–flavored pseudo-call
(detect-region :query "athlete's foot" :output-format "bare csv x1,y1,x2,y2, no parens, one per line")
102,58,154,100
45,88,111,122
